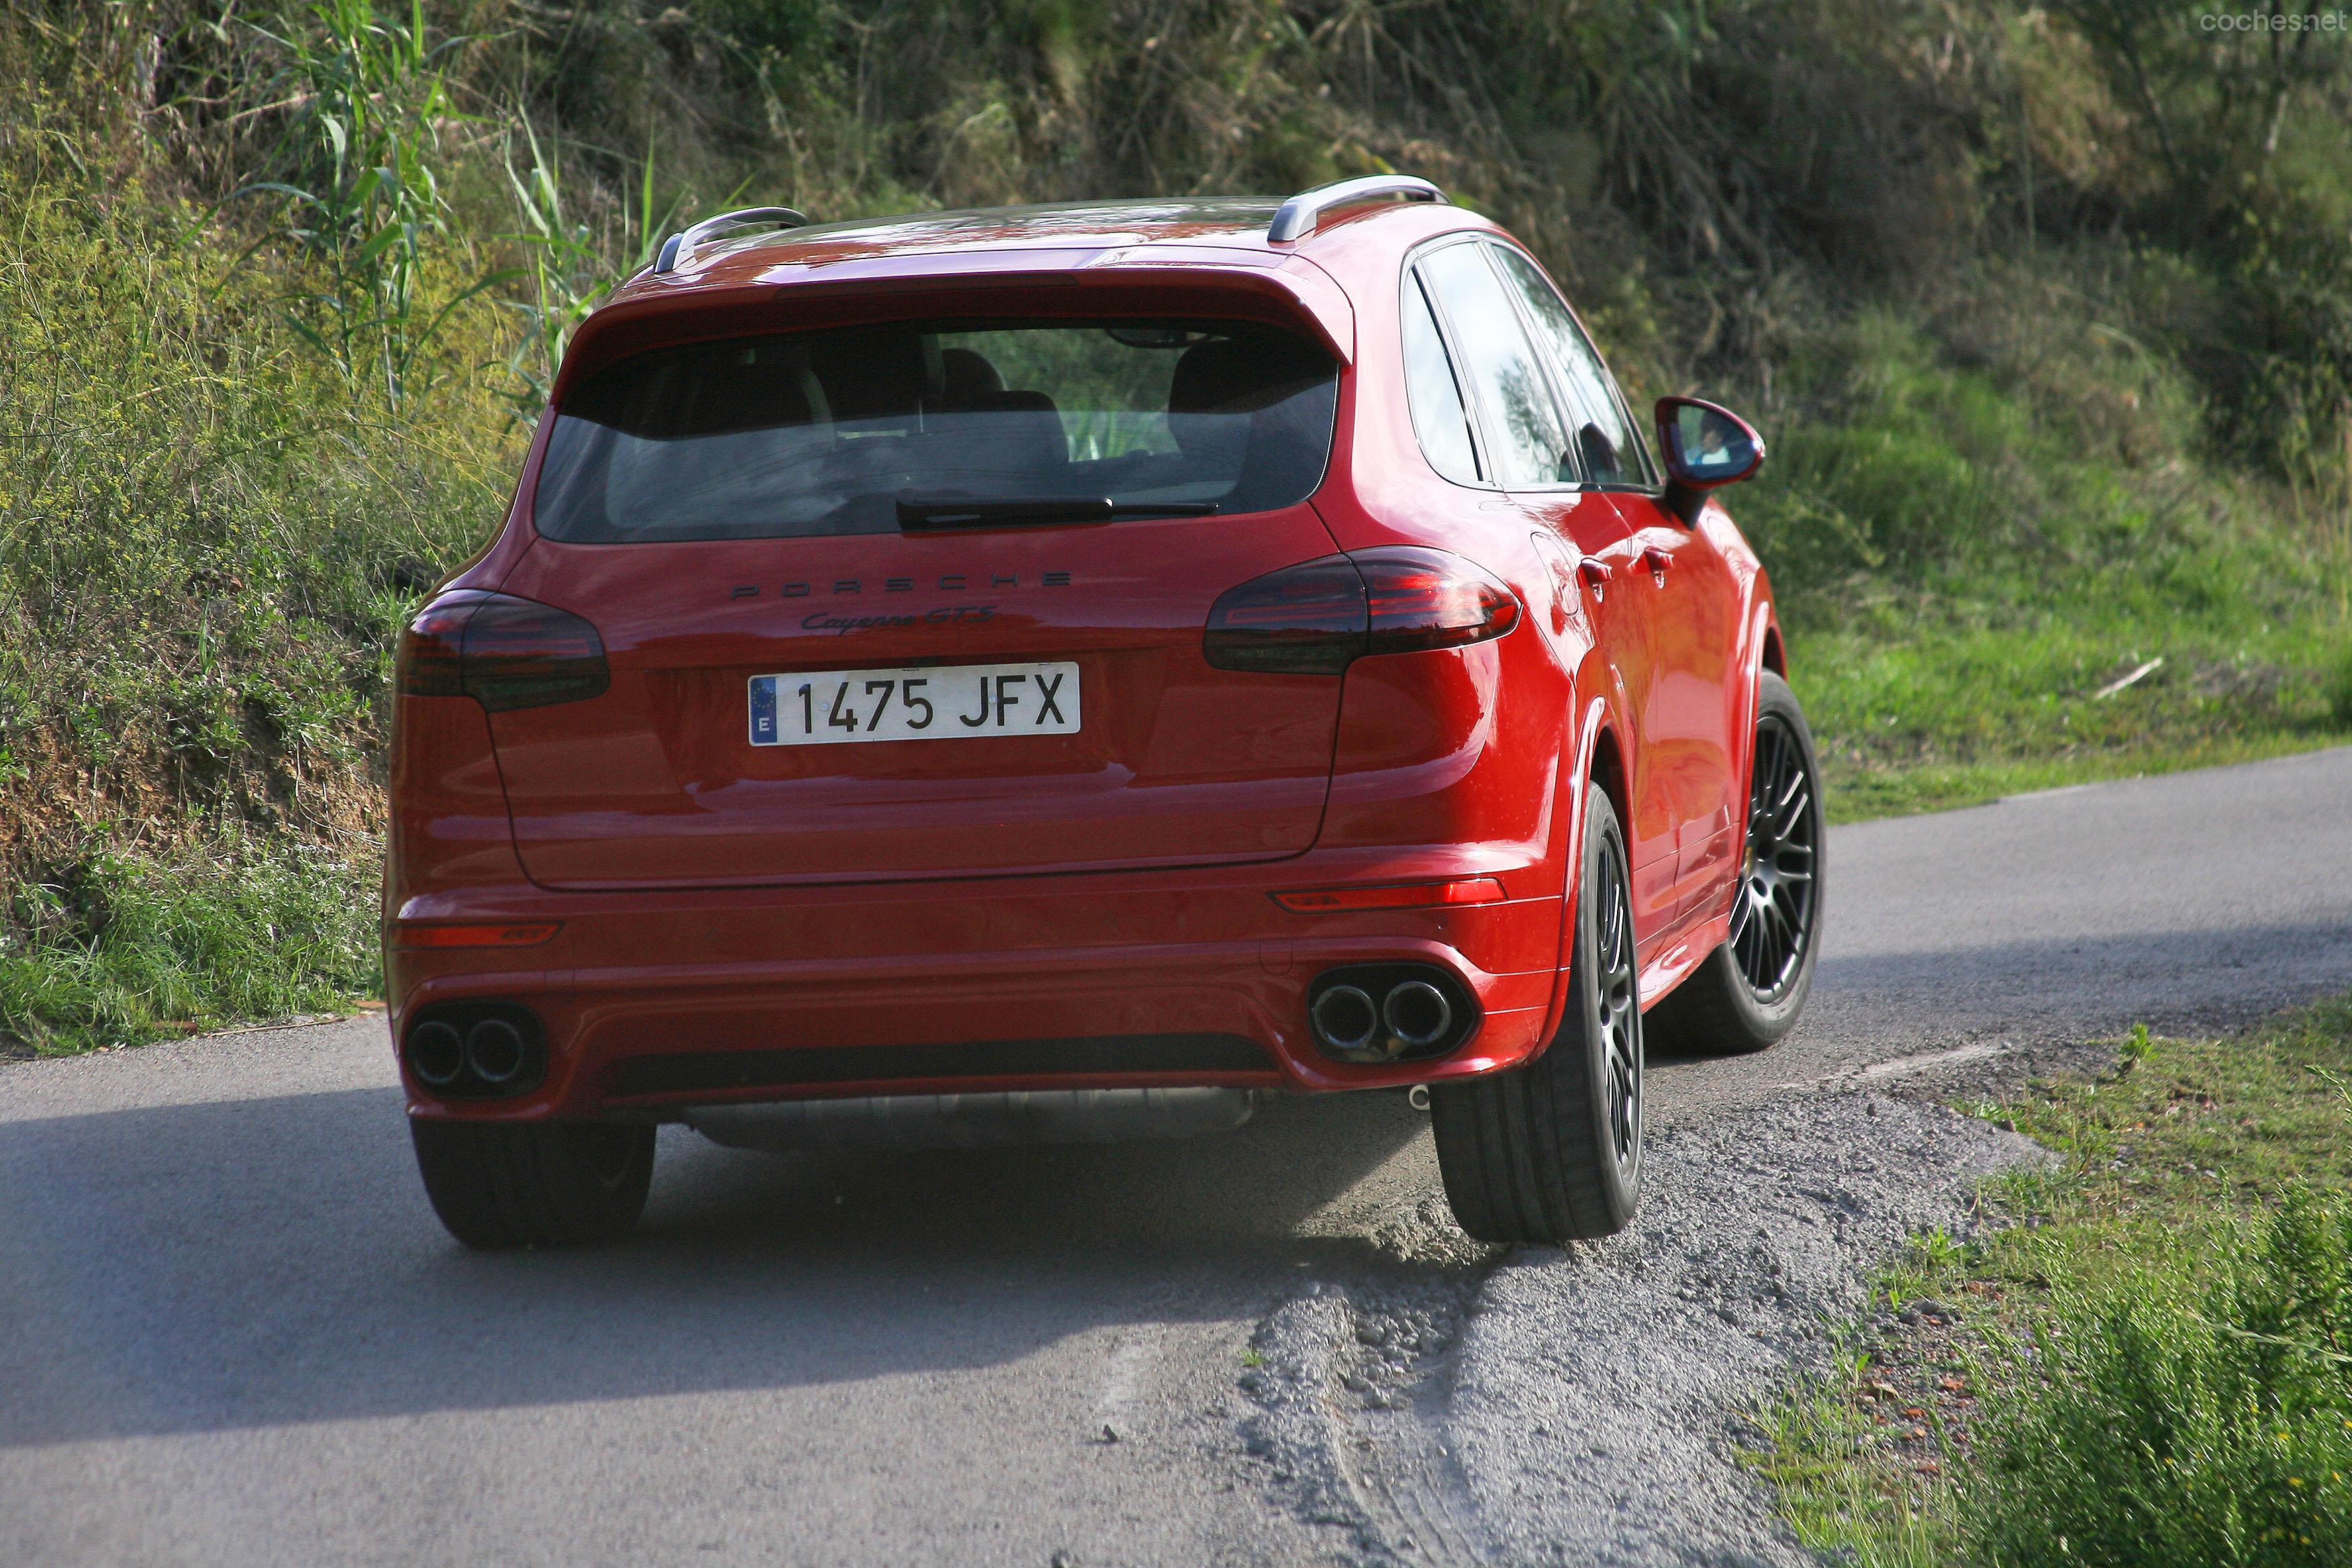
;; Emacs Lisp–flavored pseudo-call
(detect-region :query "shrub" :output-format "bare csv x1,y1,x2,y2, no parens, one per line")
1965,1185,2352,1567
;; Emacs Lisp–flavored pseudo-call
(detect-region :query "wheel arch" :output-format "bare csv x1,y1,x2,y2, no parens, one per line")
1527,693,1628,1061
1735,597,1787,802
1585,719,1630,840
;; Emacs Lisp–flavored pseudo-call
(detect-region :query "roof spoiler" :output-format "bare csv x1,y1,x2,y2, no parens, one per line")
1267,175,1446,244
653,206,810,275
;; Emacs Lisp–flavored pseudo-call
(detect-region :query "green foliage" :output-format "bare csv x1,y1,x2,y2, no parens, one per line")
2328,646,2352,731
502,121,681,415
1728,282,2351,820
0,7,518,1047
1753,999,2352,1566
1743,1375,1952,1568
237,0,505,405
1969,1187,2352,1566
0,831,379,1052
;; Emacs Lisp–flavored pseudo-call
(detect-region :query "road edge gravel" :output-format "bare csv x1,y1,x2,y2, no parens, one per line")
1243,1088,2052,1566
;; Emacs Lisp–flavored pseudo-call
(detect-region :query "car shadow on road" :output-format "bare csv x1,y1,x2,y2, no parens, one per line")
0,1083,1434,1447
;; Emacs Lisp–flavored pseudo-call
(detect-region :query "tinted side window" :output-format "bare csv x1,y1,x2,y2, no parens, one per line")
1416,243,1573,489
1491,246,1646,487
1400,273,1481,485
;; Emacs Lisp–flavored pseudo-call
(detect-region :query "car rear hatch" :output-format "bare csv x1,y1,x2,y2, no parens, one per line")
484,295,1351,890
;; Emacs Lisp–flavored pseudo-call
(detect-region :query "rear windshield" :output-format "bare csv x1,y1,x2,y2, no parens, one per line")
533,318,1340,542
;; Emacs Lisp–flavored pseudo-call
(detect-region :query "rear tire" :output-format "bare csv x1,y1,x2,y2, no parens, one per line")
1431,786,1642,1244
410,1118,655,1248
1647,671,1824,1057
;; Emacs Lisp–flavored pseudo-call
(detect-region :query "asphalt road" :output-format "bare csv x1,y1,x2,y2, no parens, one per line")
5,746,2349,1567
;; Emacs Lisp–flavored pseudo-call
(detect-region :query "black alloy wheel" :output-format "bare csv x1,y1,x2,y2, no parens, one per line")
1728,710,1818,1002
1591,831,1641,1171
1643,671,1825,1057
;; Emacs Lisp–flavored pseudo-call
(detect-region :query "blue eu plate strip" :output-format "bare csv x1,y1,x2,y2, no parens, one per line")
748,675,778,745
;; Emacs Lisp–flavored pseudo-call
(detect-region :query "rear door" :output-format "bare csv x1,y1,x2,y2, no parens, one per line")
1487,243,1744,928
489,314,1351,890
1410,241,1668,927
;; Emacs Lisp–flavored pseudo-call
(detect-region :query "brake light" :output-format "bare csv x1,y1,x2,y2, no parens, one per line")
397,593,610,713
1355,546,1521,654
1203,548,1519,674
1271,878,1508,912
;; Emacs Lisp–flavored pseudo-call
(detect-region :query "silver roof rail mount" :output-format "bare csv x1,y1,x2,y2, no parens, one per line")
1267,175,1445,244
654,205,810,275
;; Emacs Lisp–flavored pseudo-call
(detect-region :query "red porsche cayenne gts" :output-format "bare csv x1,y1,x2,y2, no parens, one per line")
387,175,1823,1250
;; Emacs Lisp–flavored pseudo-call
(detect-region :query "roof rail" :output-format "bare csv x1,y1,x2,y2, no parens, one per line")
653,206,810,275
1267,175,1445,244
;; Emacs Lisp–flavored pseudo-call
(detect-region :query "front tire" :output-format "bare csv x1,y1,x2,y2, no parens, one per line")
1647,671,1824,1056
411,1118,655,1248
1431,785,1642,1244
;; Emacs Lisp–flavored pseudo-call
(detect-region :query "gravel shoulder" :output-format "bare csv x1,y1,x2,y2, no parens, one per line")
1242,1073,2056,1567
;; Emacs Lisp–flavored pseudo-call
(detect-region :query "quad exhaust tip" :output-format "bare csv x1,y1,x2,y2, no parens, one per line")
465,1018,528,1085
407,1020,465,1087
1383,980,1453,1051
1306,967,1474,1063
1309,985,1380,1056
403,1003,544,1097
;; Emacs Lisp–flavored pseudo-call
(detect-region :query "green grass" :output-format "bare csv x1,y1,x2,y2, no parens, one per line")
1750,998,2352,1565
0,19,515,1053
0,830,381,1054
1742,303,2352,822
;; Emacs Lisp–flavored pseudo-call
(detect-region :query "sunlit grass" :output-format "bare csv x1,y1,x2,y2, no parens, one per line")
1751,997,2352,1565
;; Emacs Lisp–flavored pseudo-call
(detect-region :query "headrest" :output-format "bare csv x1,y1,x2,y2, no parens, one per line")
1169,334,1331,415
938,347,1006,407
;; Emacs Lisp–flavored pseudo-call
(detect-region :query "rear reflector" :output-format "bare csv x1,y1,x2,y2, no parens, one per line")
1204,547,1519,675
398,593,611,713
393,922,563,948
1271,878,1508,912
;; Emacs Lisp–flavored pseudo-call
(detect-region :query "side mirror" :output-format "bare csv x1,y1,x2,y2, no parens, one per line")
1654,397,1765,516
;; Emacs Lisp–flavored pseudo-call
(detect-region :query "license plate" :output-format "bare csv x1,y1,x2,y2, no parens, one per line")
748,662,1080,747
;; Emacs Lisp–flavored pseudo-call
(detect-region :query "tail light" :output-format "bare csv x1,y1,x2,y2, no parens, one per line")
1356,546,1521,654
398,592,610,712
1202,555,1367,673
1204,547,1520,674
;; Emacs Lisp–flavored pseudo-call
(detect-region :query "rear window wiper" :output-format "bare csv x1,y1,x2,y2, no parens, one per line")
895,494,1220,531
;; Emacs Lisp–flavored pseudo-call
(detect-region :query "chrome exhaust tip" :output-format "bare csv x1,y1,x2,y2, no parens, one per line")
1383,980,1453,1052
1310,985,1381,1057
407,1020,465,1088
464,1018,528,1085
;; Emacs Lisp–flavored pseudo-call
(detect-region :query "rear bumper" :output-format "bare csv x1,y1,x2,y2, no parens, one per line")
389,853,1567,1121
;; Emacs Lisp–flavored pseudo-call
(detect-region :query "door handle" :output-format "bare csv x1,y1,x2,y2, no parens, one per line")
1577,558,1613,602
1641,544,1673,581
